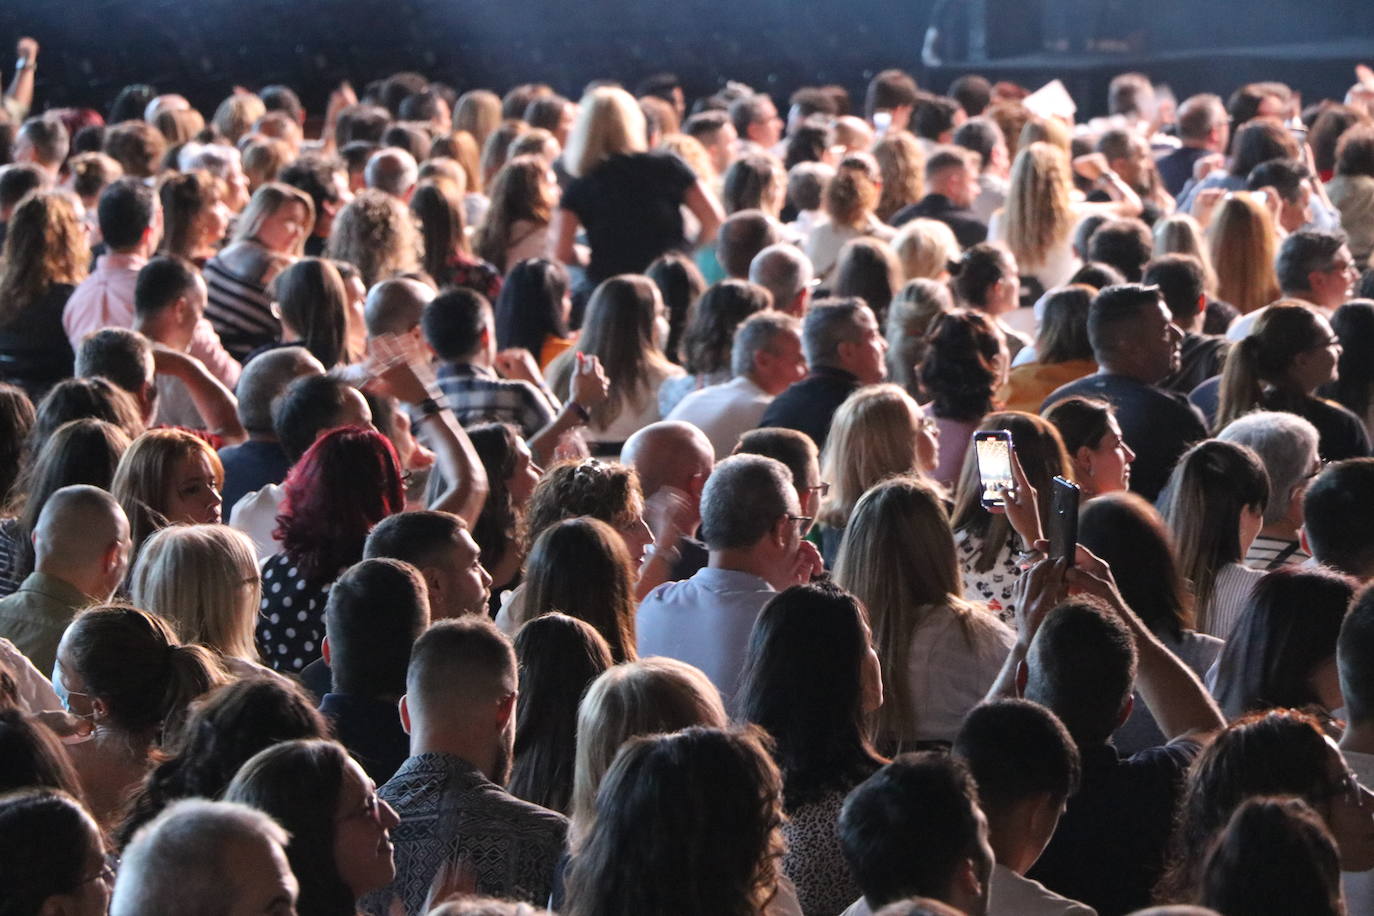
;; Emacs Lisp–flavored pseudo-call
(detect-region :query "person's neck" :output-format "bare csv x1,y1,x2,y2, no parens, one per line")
1095,359,1153,384
1259,519,1299,543
987,810,1040,876
1340,718,1374,755
109,244,147,261
33,562,106,603
410,725,499,781
708,547,786,590
133,315,184,351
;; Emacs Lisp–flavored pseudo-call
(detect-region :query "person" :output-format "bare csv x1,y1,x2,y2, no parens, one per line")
544,274,677,454
1141,255,1228,396
647,251,708,360
1203,192,1283,320
0,190,89,398
455,423,536,600
660,279,771,415
1155,94,1229,198
831,238,901,324
363,510,493,621
1226,230,1360,341
156,170,224,265
749,243,814,318
1041,284,1205,502
1328,125,1374,263
1337,584,1374,913
892,146,987,249
326,189,421,288
920,310,1008,488
998,286,1096,412
1086,219,1154,286
1215,303,1369,461
817,385,940,567
0,383,33,509
278,153,351,259
0,485,130,675
885,278,952,401
835,475,1013,750
226,739,401,916
204,182,315,361
717,210,784,288
737,583,887,916
115,676,330,848
806,152,896,283
508,613,614,814
872,131,926,225
837,752,995,916
260,257,353,369
950,242,1032,352
111,798,300,916
411,177,502,300
952,700,1093,916
373,617,569,913
563,726,789,916
1040,397,1133,499
735,426,827,523
759,298,888,450
492,259,573,370
0,789,114,916
111,428,224,558
637,454,822,704
1304,458,1374,582
617,419,718,587
476,156,557,273
1325,300,1374,440
554,86,723,303
1217,411,1321,569
55,605,223,828
667,312,806,460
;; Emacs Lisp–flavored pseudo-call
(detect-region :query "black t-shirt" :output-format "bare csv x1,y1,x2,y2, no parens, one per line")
1159,332,1228,396
218,439,292,517
0,283,77,401
759,367,862,451
561,151,697,284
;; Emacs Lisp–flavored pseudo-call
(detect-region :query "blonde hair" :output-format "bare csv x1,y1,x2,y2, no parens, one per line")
0,191,90,325
1019,117,1072,156
657,133,715,182
873,131,925,222
111,429,225,556
129,524,260,663
564,87,647,179
570,658,726,845
431,131,485,195
212,92,266,146
454,90,503,153
892,218,961,280
819,385,930,529
825,152,882,228
230,182,314,255
1154,213,1218,296
1002,142,1075,272
1207,193,1281,315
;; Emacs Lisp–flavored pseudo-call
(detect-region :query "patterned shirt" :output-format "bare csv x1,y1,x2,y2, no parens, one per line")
204,254,280,362
434,362,558,439
255,553,337,673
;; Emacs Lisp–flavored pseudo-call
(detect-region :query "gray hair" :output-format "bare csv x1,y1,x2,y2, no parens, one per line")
698,454,797,550
235,345,325,433
748,243,813,311
802,297,870,369
731,311,800,378
111,799,291,916
177,142,240,180
1217,411,1321,525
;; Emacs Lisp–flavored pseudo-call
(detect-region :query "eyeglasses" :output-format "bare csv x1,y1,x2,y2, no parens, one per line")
806,482,831,498
1304,459,1331,482
918,416,939,433
787,514,815,530
80,860,116,888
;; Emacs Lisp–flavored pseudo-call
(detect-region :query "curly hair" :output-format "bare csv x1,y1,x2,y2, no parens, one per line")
873,131,926,222
1002,142,1074,272
523,459,642,551
0,191,90,325
825,153,882,228
919,309,1005,422
326,188,421,287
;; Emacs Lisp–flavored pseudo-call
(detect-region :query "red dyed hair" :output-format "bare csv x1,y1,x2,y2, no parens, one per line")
274,426,406,580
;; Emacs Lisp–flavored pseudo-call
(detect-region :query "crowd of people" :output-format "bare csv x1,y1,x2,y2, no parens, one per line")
4,30,1374,916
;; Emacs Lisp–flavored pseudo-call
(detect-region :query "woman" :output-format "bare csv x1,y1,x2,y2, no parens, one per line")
466,423,540,598
722,153,788,218
1154,213,1219,299
1042,396,1135,498
0,383,34,512
919,309,1008,490
0,789,113,916
997,285,1097,412
476,155,558,273
646,252,708,365
989,142,1142,292
806,152,897,282
257,257,352,370
493,259,574,370
1077,492,1222,754
834,476,1015,749
1200,797,1345,916
1328,124,1374,263
454,90,502,153
873,131,925,224
545,275,684,453
1206,192,1281,317
115,676,328,848
411,178,502,301
1210,566,1353,722
111,428,225,559
226,739,400,916
1216,302,1369,460
1158,439,1270,639
737,583,887,916
1178,116,1303,213
831,238,902,325
554,86,723,304
891,218,960,283
509,613,614,814
950,412,1072,625
128,524,272,678
564,726,787,916
817,385,940,567
0,708,86,798
885,278,952,402
54,605,223,828
158,169,231,265
522,458,653,564
660,279,771,416
0,191,90,398
951,242,1032,356
327,189,421,289
1325,298,1374,439
204,182,315,361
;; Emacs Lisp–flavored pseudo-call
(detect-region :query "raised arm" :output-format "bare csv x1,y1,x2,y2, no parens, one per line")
152,347,247,445
4,37,38,120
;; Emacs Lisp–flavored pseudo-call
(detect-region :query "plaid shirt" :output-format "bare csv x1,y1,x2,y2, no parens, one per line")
434,362,559,438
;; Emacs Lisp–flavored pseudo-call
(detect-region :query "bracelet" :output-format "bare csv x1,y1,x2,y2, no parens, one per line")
417,396,447,418
568,401,591,423
15,58,32,71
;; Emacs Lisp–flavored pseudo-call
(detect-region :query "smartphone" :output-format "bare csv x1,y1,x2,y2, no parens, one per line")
1048,476,1080,566
974,430,1015,509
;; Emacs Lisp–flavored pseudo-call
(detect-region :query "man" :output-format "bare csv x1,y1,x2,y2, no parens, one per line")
364,510,493,619
1304,458,1374,581
1087,219,1152,283
365,147,420,201
1226,230,1359,340
717,210,783,280
1143,255,1228,395
621,420,716,582
61,178,239,389
684,110,738,177
280,152,352,257
637,72,686,122
12,114,67,182
1156,94,1228,199
864,69,920,134
735,427,826,521
954,700,1094,915
364,275,436,345
1041,284,1205,502
891,146,987,247
837,753,995,916
1218,412,1320,570
1094,129,1172,219
912,94,966,147
111,799,299,916
0,485,130,674
668,312,806,459
637,454,822,704
1247,158,1315,234
320,558,431,783
760,298,888,450
1337,586,1374,913
730,93,783,150
749,243,814,317
375,617,567,913
215,346,325,512
953,117,1010,224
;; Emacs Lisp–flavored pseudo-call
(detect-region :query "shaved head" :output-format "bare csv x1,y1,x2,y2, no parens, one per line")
365,277,436,337
621,420,715,501
34,485,128,567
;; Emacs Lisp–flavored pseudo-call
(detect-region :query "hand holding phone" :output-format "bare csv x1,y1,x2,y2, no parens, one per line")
975,430,1015,509
1048,476,1080,566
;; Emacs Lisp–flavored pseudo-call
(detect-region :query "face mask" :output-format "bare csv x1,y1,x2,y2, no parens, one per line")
51,660,92,721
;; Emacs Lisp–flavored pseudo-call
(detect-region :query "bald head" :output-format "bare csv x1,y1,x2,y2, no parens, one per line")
365,277,436,338
235,345,325,435
749,243,814,317
33,485,130,598
364,147,420,198
621,421,715,505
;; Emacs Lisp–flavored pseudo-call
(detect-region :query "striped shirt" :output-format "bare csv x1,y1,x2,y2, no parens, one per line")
1244,534,1311,571
434,363,558,439
203,255,280,362
1200,561,1266,640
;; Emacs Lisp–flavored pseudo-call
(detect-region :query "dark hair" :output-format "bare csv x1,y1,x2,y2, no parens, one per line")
524,459,641,549
952,117,1002,168
723,153,782,215
116,676,329,848
0,789,103,915
784,121,831,171
1215,303,1333,429
1211,567,1354,719
411,178,472,281
364,509,466,569
717,211,781,280
75,327,152,396
0,161,45,211
1071,214,1109,260
521,517,639,664
1305,459,1374,577
1335,123,1374,178
272,258,350,369
462,424,522,577
833,239,900,324
1247,157,1311,205
1036,284,1095,364
1024,597,1138,746
157,171,219,262
1200,797,1342,916
0,384,35,511
646,253,707,362
422,286,489,362
1087,219,1153,283
1068,261,1126,291
1043,395,1114,454
1078,491,1192,640
680,279,771,375
953,699,1080,810
1324,299,1374,421
838,752,983,910
1143,255,1206,324
509,613,613,814
865,70,920,121
734,427,818,490
279,153,346,221
271,374,361,465
27,377,142,452
326,558,430,698
950,76,993,117
1230,117,1300,177
0,708,85,801
133,256,197,321
1086,283,1166,363
789,87,839,121
919,309,1002,422
951,243,1011,309
98,176,158,250
1340,584,1374,723
1276,229,1347,295
109,83,157,123
913,94,961,141
493,259,569,354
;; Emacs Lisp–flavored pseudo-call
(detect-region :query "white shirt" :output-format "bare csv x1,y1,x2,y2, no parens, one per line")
903,603,1016,745
636,566,775,707
666,375,774,460
229,483,285,562
989,863,1097,915
1199,561,1265,640
0,637,60,713
1342,747,1374,915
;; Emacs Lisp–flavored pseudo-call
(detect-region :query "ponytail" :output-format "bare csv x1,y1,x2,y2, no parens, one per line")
1214,303,1328,433
1214,335,1264,432
161,643,222,741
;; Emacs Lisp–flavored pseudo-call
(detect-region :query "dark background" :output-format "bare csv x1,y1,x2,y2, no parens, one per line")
3,0,1372,119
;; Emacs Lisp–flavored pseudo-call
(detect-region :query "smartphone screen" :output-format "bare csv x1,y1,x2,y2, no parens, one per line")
975,432,1014,508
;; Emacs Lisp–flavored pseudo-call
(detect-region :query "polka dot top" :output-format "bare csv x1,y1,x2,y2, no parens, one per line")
255,552,338,673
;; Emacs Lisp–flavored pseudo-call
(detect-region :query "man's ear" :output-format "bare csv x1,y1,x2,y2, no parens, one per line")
1116,693,1135,730
399,694,412,735
1015,657,1029,697
496,690,517,730
953,855,984,905
321,635,331,667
